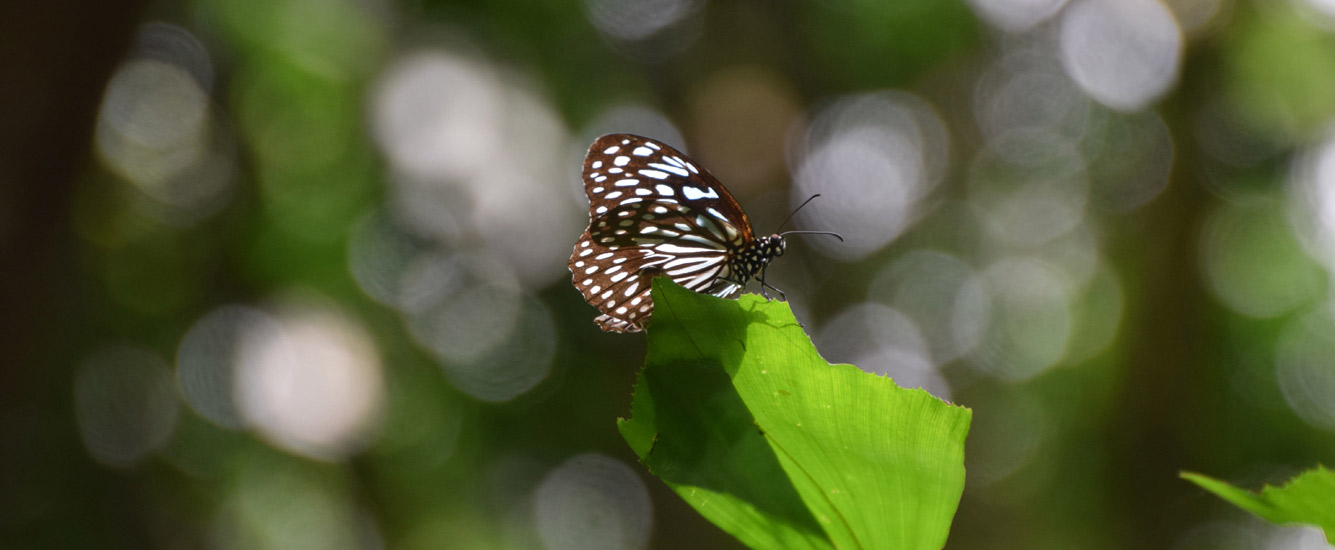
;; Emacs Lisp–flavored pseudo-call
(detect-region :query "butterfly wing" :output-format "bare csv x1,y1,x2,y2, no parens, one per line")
570,134,754,332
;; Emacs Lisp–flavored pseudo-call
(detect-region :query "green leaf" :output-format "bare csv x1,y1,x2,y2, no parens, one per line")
1182,466,1335,542
618,279,972,549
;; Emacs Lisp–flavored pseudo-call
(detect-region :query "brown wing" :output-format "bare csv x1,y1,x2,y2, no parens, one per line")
570,134,755,332
581,134,754,243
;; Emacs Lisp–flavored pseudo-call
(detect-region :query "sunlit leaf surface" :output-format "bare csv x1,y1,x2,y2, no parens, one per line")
619,279,972,548
1182,467,1335,543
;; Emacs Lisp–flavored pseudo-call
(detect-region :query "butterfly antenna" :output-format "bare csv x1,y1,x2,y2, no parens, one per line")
775,195,842,241
779,230,845,242
776,194,823,233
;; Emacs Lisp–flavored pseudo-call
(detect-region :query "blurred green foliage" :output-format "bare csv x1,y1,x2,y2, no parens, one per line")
1184,467,1335,542
5,0,1335,549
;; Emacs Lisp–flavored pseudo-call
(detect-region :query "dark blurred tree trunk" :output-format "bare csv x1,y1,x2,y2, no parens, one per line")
1107,47,1216,548
0,0,148,546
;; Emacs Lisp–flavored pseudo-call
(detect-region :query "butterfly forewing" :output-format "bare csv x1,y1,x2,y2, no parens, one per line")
581,135,753,242
570,134,753,332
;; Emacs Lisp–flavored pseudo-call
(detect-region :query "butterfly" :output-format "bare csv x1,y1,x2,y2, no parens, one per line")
569,133,840,333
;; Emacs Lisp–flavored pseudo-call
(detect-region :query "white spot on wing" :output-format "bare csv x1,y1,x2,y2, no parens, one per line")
603,146,619,154
614,156,630,166
632,146,652,156
635,188,652,196
655,184,674,196
656,243,723,254
605,191,622,199
639,169,669,180
663,256,711,271
682,186,720,200
592,160,603,169
648,162,689,177
615,178,639,187
679,233,724,247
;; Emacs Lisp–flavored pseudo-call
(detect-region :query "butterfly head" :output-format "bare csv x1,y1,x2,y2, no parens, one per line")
760,234,786,260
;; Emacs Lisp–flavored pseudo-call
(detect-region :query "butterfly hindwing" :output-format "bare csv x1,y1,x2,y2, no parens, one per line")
569,227,657,332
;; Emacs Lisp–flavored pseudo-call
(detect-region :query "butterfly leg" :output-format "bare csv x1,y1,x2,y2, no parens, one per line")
758,268,786,302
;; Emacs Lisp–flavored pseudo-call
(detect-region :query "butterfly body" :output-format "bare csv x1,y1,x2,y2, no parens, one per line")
569,134,787,333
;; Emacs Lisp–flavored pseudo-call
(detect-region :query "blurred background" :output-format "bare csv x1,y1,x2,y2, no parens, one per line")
3,0,1335,547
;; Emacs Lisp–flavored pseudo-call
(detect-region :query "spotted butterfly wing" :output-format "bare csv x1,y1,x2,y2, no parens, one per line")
569,134,784,333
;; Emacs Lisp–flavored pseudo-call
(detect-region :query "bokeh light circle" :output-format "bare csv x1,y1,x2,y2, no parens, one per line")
235,303,385,460
968,147,1089,249
371,48,581,289
75,347,180,467
966,0,1070,32
1082,109,1174,212
1059,0,1183,111
970,257,1073,380
1275,306,1335,432
94,24,237,224
371,50,505,182
1200,196,1323,318
533,453,653,550
869,250,986,364
178,305,279,429
974,42,1091,159
816,302,950,399
791,92,950,261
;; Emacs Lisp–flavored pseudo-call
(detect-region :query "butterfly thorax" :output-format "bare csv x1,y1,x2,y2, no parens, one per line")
728,234,785,284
